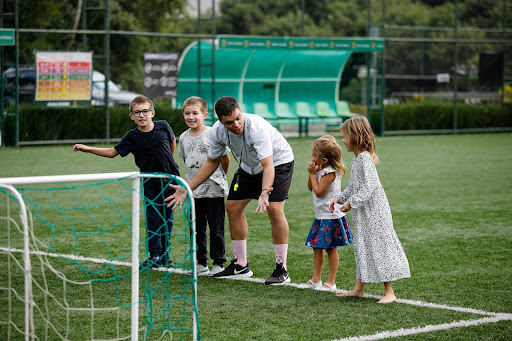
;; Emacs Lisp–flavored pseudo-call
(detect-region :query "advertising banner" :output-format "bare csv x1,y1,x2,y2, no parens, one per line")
144,53,179,98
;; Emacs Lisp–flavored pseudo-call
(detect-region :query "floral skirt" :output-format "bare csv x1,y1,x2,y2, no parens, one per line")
305,217,353,249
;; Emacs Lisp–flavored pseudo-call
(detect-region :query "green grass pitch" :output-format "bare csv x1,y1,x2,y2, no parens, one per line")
0,133,511,340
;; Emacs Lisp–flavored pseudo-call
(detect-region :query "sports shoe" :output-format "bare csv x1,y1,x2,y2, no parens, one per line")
298,280,322,289
209,264,224,276
212,259,253,279
157,257,174,268
196,263,210,275
315,282,337,292
139,256,160,270
264,263,291,285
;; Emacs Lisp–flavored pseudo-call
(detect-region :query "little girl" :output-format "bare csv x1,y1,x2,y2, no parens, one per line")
299,135,353,292
329,117,410,304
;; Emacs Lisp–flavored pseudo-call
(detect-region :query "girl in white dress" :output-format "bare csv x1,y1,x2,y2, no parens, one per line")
329,117,410,304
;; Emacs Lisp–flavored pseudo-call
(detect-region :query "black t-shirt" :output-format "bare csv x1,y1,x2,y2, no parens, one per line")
114,120,180,177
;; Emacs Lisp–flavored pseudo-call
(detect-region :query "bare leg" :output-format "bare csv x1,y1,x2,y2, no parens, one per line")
377,281,396,304
267,201,289,244
325,248,338,287
310,248,324,283
226,199,251,240
337,279,365,298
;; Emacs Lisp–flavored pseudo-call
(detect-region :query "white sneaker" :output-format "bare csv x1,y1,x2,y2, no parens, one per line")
298,280,322,289
315,283,337,292
208,264,224,276
196,264,210,276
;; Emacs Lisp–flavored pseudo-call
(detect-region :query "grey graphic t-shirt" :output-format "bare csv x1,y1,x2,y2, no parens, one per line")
178,127,229,198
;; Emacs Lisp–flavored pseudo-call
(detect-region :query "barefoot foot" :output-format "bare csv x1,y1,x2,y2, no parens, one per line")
336,289,364,298
377,294,396,304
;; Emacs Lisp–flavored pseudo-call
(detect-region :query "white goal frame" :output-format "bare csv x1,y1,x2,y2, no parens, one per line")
0,172,197,341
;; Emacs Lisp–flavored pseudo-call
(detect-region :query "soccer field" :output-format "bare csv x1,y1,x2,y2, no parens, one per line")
1,133,511,340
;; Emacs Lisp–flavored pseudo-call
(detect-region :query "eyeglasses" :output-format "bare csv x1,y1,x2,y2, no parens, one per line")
130,109,153,117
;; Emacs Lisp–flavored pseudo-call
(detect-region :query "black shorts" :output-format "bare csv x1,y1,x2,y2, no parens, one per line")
227,161,294,202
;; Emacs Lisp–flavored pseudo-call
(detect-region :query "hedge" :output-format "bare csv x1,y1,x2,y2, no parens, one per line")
1,103,511,146
2,104,189,146
369,103,512,134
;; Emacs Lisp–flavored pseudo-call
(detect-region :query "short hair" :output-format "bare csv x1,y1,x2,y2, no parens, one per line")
214,96,241,119
312,135,345,177
341,116,379,164
129,95,154,113
183,96,208,113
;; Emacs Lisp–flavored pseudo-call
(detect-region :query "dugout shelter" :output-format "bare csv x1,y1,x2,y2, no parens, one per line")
176,35,383,132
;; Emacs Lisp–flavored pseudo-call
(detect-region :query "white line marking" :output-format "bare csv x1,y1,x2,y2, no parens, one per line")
3,247,511,340
331,315,512,341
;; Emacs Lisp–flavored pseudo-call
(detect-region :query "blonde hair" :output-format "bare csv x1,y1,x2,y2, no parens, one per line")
182,96,208,113
341,116,379,164
312,135,346,177
129,95,153,112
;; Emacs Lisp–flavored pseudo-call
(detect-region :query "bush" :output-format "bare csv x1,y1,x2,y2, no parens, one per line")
369,103,512,134
2,104,188,146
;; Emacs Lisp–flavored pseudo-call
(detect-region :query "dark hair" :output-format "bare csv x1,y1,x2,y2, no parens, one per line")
214,96,241,119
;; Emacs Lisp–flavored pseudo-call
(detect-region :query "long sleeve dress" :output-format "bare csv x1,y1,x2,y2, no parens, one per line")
335,151,410,283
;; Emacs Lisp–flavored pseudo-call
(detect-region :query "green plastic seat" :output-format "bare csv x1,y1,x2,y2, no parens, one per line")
275,102,296,119
335,100,358,119
315,101,337,118
252,102,277,120
294,101,317,119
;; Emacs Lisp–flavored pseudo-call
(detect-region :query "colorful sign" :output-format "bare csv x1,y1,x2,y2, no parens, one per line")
35,52,92,106
219,36,384,52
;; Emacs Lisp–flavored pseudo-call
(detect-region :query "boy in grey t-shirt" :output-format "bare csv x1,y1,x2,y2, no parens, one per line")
178,96,229,276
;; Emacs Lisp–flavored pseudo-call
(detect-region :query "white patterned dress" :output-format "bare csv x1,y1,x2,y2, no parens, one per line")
335,151,410,283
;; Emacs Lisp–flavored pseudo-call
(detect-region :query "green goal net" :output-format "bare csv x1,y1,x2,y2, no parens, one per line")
0,172,200,340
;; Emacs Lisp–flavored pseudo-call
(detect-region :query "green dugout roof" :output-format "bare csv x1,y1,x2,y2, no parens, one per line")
177,36,383,115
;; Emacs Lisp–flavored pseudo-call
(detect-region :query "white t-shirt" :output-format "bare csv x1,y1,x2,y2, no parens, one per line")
178,127,229,198
313,165,344,220
208,113,294,175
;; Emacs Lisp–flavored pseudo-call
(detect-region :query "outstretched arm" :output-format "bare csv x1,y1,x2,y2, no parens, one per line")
73,144,118,158
165,156,222,209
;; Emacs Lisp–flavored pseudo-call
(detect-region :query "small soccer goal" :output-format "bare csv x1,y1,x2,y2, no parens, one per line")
0,172,200,341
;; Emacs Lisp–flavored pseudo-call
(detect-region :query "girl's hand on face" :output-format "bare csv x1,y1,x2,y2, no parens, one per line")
307,160,318,174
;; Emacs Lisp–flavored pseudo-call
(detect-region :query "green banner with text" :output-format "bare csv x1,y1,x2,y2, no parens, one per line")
219,36,383,52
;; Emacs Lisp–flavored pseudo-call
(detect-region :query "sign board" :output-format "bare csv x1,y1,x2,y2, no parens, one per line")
0,29,15,46
436,73,450,83
219,36,384,52
35,51,92,107
144,53,179,98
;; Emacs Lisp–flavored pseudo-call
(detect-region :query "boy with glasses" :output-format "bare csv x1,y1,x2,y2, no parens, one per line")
73,95,180,270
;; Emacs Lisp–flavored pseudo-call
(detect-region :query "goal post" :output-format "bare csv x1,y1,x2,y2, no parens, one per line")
0,172,199,341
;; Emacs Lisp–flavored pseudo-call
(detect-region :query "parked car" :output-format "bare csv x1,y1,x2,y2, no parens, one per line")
2,66,141,107
2,65,36,106
90,70,142,106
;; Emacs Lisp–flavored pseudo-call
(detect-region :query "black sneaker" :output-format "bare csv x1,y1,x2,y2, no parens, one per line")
139,256,160,270
212,259,253,279
264,263,290,285
157,257,174,268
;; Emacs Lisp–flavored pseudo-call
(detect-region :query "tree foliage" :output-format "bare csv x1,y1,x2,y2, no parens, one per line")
2,0,507,96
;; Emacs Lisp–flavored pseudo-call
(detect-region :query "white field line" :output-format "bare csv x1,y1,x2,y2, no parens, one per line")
331,315,512,341
3,247,512,340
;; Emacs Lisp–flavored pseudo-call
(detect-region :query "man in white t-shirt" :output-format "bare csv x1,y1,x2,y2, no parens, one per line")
167,96,294,285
